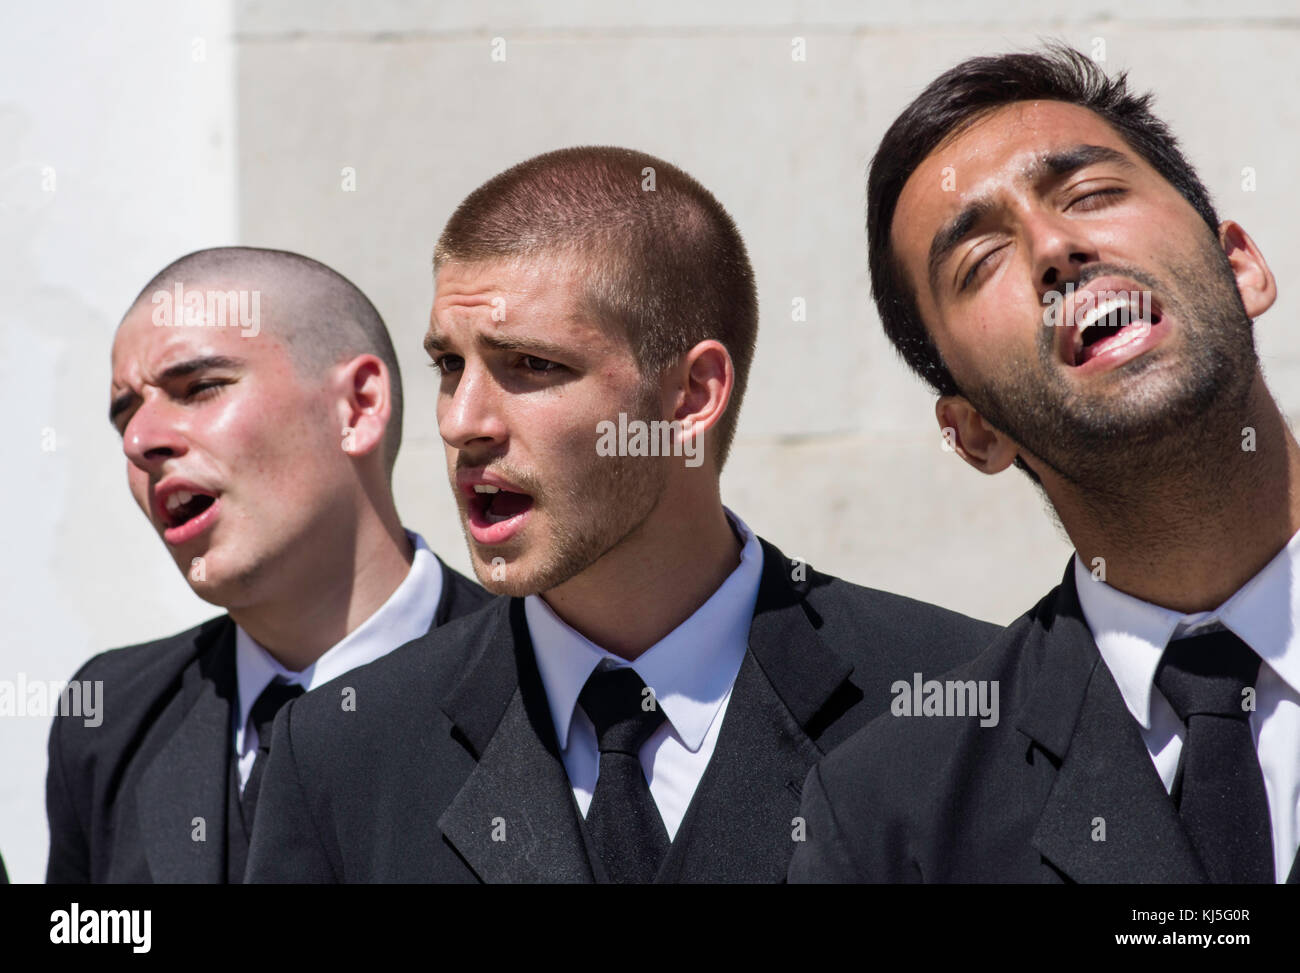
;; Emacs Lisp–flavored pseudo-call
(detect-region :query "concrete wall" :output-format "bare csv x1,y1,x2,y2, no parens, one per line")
2,1,237,883
3,0,1297,881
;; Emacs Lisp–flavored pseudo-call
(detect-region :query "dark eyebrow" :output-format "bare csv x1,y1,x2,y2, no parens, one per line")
108,392,135,426
928,198,993,291
1040,143,1136,178
423,331,448,356
926,143,1137,290
424,329,573,361
157,355,244,382
108,355,244,426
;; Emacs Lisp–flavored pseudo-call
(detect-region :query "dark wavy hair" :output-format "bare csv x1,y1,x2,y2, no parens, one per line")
867,44,1220,398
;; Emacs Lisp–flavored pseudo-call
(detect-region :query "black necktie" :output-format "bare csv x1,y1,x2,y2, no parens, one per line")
1154,630,1274,883
241,680,304,830
578,661,670,883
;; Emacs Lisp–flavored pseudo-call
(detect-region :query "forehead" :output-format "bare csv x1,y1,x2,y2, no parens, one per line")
435,255,579,308
110,294,283,381
430,255,625,348
892,101,1143,273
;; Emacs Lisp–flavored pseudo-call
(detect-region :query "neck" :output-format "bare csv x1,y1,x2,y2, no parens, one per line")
1048,371,1300,612
230,504,414,671
541,481,742,661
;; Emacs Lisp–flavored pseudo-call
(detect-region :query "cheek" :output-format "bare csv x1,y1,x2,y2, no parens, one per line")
522,398,606,474
207,406,283,467
559,419,600,464
930,315,983,387
212,385,336,480
980,274,1042,348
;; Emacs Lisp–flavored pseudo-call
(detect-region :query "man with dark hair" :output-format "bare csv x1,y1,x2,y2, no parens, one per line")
46,247,489,883
247,147,996,883
790,47,1300,883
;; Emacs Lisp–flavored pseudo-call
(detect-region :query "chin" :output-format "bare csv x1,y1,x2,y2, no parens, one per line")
182,575,239,609
470,542,589,598
176,552,264,610
471,560,544,598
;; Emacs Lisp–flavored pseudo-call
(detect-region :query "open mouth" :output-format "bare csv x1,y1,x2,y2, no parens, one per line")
162,489,217,529
469,484,534,525
1072,295,1163,366
154,481,223,547
462,479,536,547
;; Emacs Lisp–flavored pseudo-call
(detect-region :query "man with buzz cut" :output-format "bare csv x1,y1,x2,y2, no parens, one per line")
246,146,998,884
46,247,490,884
790,46,1300,884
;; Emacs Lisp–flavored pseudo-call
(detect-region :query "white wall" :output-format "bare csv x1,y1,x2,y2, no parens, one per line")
1,1,236,883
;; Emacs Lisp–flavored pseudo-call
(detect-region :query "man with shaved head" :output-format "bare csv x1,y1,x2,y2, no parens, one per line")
247,148,996,883
45,247,489,883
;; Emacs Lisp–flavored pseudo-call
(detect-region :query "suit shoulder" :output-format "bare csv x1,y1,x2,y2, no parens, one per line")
810,570,998,636
444,561,488,598
800,567,1000,670
65,615,229,691
436,558,494,619
818,582,1061,787
288,598,504,725
50,615,230,758
930,580,1062,686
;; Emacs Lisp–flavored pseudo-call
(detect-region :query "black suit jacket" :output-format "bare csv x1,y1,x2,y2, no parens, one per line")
45,557,489,884
246,537,999,883
789,562,1300,883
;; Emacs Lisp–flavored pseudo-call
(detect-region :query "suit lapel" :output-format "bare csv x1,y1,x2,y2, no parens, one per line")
136,619,237,883
1022,568,1206,883
437,599,594,883
659,538,856,883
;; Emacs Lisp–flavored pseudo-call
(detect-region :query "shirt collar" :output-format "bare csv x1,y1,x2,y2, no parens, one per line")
234,529,443,754
1074,527,1300,728
526,508,763,754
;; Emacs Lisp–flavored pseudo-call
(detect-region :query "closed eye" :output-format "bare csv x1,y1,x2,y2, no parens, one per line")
184,380,227,400
960,244,1006,291
1070,187,1126,211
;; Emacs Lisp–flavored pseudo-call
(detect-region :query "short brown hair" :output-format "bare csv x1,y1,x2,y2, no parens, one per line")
434,146,758,468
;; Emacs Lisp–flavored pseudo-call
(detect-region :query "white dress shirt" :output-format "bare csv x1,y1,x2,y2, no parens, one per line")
525,508,763,841
1074,529,1300,882
233,528,444,790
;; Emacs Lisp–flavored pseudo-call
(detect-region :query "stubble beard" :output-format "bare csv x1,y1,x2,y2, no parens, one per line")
466,388,670,598
959,239,1259,494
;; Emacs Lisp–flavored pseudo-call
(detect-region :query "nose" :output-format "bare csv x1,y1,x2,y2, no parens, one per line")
438,361,508,453
122,392,189,472
1025,207,1099,299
